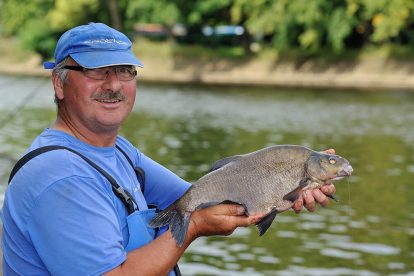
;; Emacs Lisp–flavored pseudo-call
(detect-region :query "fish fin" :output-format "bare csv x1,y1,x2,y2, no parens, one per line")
149,204,191,247
328,194,339,202
220,200,244,206
256,208,278,236
282,179,309,202
208,155,241,173
149,206,174,228
298,178,310,187
282,186,303,202
196,201,220,210
196,200,245,211
171,212,191,247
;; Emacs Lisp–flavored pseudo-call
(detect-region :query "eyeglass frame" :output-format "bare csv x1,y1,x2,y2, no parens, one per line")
63,65,138,81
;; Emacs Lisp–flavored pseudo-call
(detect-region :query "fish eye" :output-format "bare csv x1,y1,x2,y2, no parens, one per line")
328,157,336,164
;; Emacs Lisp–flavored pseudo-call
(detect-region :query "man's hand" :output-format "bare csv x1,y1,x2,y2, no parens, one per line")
187,204,264,242
293,183,336,213
293,148,337,213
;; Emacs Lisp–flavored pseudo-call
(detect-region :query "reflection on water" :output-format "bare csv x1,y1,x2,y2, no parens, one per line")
0,75,413,275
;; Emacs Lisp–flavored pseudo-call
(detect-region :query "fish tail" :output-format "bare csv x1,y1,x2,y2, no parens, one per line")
149,204,191,247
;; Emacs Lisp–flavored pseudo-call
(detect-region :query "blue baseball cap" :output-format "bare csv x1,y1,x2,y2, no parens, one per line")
44,22,143,69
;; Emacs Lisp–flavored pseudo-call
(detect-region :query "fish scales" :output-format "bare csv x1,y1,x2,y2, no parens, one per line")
150,145,353,246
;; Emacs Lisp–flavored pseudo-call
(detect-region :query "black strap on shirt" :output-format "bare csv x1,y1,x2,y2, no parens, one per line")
115,145,146,195
8,145,138,215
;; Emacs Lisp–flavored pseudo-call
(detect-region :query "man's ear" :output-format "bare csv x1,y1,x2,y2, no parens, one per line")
52,73,65,100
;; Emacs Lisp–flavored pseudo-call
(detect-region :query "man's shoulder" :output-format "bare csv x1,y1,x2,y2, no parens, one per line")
116,135,136,150
116,135,141,162
12,128,107,187
6,147,101,222
12,146,91,184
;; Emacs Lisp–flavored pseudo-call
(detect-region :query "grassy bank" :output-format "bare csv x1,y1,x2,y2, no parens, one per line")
2,37,414,91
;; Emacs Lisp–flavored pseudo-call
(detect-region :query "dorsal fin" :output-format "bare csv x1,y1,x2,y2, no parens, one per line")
207,155,241,173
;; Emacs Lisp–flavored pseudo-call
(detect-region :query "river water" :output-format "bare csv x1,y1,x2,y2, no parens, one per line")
0,75,413,275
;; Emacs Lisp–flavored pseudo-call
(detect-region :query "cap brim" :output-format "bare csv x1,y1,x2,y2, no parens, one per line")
70,50,143,69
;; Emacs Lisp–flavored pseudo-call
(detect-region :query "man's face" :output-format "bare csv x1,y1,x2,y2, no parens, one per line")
56,61,137,135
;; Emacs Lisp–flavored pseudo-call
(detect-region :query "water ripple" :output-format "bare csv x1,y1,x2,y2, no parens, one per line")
320,248,361,259
276,265,378,276
328,241,401,255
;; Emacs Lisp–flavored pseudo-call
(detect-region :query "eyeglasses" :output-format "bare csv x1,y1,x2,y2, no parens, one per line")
63,65,137,81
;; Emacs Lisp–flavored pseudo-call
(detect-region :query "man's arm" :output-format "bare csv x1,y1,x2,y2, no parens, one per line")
105,204,263,276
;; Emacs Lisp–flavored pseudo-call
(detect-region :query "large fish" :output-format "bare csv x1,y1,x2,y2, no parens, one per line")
150,145,353,246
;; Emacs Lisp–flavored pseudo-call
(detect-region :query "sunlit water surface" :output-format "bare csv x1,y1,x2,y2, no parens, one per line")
0,75,413,275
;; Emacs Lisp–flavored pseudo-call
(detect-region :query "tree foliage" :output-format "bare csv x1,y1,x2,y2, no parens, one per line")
47,0,99,31
0,0,53,36
2,0,414,59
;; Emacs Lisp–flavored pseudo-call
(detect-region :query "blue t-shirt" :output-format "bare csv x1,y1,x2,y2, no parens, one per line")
2,129,191,275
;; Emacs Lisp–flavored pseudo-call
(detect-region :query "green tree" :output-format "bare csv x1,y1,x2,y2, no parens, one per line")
0,0,53,36
358,0,414,43
47,0,99,30
1,0,131,59
125,0,233,27
231,0,358,53
3,0,414,58
125,0,237,45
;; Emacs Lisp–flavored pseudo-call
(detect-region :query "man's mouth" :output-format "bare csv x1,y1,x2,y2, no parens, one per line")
93,91,126,103
96,99,122,103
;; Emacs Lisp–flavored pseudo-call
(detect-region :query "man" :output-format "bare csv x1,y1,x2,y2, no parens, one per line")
2,22,336,275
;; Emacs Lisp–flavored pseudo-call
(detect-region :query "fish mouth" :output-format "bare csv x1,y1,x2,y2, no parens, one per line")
333,164,353,180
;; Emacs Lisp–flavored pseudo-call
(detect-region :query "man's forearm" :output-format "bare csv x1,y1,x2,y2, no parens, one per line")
104,229,192,276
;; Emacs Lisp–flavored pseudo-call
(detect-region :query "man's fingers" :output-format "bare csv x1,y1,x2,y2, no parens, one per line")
293,194,304,213
248,213,266,224
321,183,336,195
207,204,246,216
323,148,335,154
228,204,246,216
232,215,259,227
312,189,329,207
215,204,263,227
303,190,316,212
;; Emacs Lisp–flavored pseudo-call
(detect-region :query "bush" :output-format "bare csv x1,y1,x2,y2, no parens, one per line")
18,19,59,61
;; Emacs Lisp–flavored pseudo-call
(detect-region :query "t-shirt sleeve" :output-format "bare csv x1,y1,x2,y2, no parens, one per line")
138,152,191,210
27,176,126,275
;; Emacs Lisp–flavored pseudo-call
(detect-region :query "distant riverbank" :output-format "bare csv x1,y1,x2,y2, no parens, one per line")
2,39,414,91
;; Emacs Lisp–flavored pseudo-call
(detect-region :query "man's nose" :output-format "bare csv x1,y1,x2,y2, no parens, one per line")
102,69,122,90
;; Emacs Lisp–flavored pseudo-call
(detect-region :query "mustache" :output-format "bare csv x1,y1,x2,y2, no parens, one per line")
91,91,126,101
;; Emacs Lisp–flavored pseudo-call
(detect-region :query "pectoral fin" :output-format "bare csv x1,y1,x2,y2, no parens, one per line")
282,179,309,202
256,208,278,236
283,187,302,202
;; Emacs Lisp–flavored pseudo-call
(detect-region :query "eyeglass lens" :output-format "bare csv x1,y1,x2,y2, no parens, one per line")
84,67,137,81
